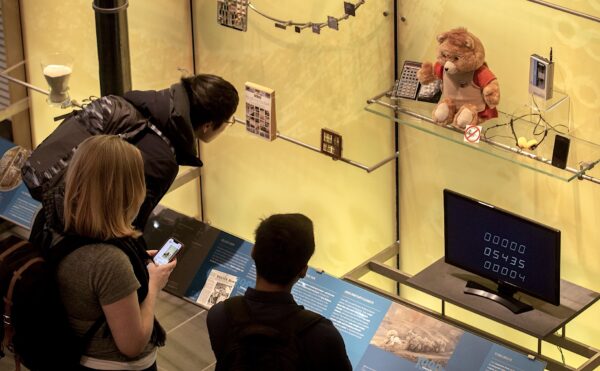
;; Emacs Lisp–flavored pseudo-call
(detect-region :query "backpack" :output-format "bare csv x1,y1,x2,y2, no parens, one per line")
21,96,159,248
0,234,104,371
21,95,150,202
218,296,323,371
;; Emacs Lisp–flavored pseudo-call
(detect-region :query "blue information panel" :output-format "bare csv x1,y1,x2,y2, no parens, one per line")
185,232,256,302
0,138,41,230
166,220,547,371
356,306,545,371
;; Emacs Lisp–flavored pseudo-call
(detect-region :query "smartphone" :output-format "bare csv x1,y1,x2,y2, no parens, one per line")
551,134,570,169
153,238,184,265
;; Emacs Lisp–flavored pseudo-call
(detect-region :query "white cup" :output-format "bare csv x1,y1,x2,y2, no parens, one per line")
41,53,73,106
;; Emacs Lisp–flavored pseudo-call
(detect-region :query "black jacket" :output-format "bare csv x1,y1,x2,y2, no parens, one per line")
207,288,352,371
28,83,203,246
124,82,203,228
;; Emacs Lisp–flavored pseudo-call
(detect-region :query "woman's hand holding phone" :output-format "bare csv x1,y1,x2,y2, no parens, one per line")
146,237,183,291
147,258,177,291
153,238,184,265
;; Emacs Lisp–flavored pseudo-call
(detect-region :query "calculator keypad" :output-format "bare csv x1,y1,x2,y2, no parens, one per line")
392,61,422,100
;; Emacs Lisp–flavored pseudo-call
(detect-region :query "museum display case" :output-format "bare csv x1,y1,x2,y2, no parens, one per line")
0,0,599,369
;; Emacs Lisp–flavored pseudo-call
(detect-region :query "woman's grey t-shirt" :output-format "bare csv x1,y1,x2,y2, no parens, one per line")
57,243,155,361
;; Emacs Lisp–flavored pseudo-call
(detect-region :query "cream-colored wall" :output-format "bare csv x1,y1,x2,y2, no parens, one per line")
20,0,99,143
194,0,396,276
397,0,600,364
20,1,396,276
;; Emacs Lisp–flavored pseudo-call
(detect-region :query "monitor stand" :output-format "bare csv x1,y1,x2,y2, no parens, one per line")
464,280,533,314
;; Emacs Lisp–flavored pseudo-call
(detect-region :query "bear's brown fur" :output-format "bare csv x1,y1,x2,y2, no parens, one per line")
418,28,500,129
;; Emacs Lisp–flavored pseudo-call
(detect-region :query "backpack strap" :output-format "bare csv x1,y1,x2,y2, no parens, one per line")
224,296,253,325
274,305,323,338
48,236,108,341
224,296,323,335
284,307,323,335
79,315,107,351
0,241,28,262
49,235,100,264
51,235,166,347
2,257,44,350
222,296,323,371
145,121,175,155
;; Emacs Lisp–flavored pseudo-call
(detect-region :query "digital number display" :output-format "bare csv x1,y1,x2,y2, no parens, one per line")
481,232,526,282
443,190,561,305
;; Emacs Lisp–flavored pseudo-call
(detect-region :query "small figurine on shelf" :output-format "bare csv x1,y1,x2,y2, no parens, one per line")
417,27,500,130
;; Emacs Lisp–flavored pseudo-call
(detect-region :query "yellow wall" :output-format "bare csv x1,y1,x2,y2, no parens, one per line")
194,0,396,276
20,0,200,217
397,0,600,365
20,1,396,276
20,0,99,143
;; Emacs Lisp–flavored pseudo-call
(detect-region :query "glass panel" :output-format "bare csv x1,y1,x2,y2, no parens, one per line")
365,91,600,183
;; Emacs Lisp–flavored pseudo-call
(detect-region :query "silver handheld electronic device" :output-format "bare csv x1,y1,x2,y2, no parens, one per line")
528,52,554,100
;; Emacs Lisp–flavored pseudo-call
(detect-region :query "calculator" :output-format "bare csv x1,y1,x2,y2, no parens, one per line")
391,61,442,103
392,61,422,100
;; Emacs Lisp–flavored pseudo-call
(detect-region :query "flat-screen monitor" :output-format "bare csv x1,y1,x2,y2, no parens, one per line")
444,189,561,313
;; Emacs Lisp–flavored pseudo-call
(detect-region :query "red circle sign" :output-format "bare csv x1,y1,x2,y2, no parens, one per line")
464,126,481,143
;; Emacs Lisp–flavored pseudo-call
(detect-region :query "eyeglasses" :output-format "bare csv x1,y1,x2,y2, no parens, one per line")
225,116,237,127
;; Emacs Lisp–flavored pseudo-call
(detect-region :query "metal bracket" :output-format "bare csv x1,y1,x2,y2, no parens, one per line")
527,0,600,24
232,116,397,173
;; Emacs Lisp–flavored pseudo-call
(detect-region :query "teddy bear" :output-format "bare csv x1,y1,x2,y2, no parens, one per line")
417,27,500,129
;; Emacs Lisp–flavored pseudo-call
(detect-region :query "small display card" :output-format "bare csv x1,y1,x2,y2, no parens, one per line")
245,82,277,141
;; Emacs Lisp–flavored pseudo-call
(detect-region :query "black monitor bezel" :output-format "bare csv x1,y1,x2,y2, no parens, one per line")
443,189,561,306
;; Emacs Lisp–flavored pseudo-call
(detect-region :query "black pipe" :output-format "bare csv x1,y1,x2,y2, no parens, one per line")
393,0,401,296
93,0,132,95
189,0,197,75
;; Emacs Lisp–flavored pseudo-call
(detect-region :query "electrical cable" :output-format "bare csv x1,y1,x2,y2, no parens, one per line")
483,98,569,151
248,0,366,32
556,345,566,365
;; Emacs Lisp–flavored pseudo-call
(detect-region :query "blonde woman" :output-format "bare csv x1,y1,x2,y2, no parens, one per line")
56,135,176,371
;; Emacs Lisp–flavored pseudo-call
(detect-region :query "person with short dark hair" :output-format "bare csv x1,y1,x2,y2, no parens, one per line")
251,213,315,286
122,74,238,228
207,213,352,371
182,74,239,141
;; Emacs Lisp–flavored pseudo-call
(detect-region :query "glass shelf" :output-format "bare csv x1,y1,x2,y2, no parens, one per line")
365,91,600,184
523,90,571,131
